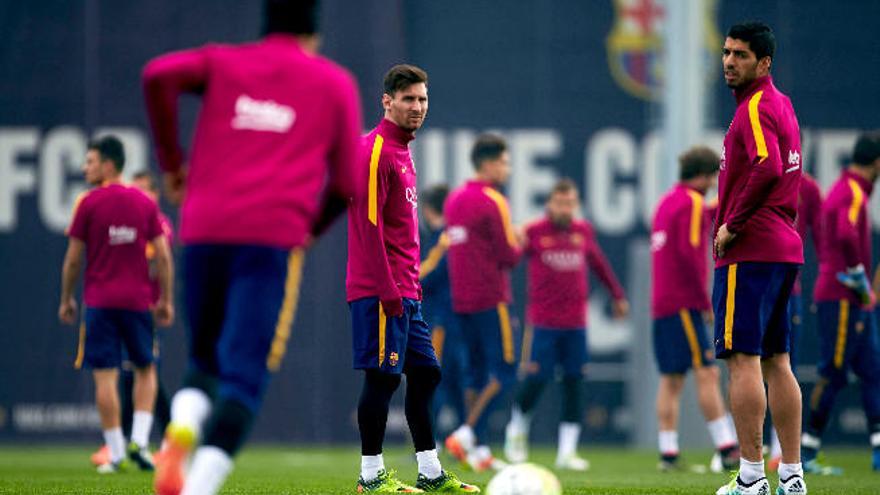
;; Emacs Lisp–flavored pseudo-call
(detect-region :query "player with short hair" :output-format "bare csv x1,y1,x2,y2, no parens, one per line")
650,146,739,472
802,131,880,474
712,22,806,495
59,135,174,474
444,133,522,472
347,64,479,493
142,1,363,493
503,178,629,471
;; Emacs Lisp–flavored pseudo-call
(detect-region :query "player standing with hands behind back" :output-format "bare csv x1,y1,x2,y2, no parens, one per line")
712,21,806,495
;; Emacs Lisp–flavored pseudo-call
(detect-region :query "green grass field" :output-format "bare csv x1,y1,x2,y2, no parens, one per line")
0,445,876,494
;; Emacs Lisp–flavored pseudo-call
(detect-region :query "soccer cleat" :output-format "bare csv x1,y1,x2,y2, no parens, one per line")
503,423,528,463
555,455,590,471
715,473,770,495
466,447,506,473
96,459,128,474
657,454,684,472
154,422,196,495
721,445,741,471
357,469,423,493
90,445,110,466
444,434,469,464
776,474,807,494
803,457,842,476
127,442,155,471
415,471,481,493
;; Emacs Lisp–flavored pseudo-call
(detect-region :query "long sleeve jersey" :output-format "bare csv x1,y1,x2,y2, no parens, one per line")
793,173,823,295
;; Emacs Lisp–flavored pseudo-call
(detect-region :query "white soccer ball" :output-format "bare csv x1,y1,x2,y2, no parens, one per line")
486,463,562,495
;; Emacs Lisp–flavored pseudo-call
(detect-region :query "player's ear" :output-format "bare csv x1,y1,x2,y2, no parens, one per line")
381,93,392,111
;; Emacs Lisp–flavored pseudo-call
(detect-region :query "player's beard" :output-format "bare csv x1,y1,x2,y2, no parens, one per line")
550,215,572,229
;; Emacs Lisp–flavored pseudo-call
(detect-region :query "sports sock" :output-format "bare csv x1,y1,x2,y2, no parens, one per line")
131,411,153,448
358,371,401,455
508,406,530,435
416,449,442,479
738,457,765,484
557,422,581,460
515,375,546,414
707,415,737,450
180,446,233,495
361,453,384,482
103,427,126,464
658,430,679,459
778,462,802,481
201,398,255,457
560,376,583,423
801,431,821,461
405,366,441,452
452,424,476,451
770,428,782,458
170,387,212,439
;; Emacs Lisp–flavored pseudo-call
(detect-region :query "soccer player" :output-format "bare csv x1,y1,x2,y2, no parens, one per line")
649,146,739,472
802,131,880,474
503,178,629,471
59,136,174,473
444,134,522,471
712,22,806,495
420,185,468,442
347,65,478,493
142,1,363,494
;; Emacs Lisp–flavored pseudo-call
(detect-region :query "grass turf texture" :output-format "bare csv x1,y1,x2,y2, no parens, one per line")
0,445,876,494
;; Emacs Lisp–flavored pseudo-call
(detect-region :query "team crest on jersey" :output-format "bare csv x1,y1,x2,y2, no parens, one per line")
539,236,555,247
606,0,721,100
389,352,399,366
570,232,584,246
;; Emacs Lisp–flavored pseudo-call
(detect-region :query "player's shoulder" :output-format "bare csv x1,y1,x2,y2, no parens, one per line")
573,218,595,235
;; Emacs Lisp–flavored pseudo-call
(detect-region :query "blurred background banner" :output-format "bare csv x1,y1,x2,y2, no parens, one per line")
1,0,878,446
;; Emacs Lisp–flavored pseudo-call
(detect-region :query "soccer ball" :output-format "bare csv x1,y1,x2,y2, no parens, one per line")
486,463,562,495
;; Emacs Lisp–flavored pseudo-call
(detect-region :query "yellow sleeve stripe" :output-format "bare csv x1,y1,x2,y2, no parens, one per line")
368,135,385,226
686,190,704,248
748,90,768,163
419,233,448,279
847,179,864,226
482,187,517,248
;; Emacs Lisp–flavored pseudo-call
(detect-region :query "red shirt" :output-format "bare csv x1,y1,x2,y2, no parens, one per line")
793,173,823,295
715,75,804,267
445,180,521,313
814,170,873,304
143,34,362,249
651,184,712,319
346,119,421,302
68,184,164,311
526,217,624,329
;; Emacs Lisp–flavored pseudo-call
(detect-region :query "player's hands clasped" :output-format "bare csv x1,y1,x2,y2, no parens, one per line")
714,223,736,258
58,297,78,325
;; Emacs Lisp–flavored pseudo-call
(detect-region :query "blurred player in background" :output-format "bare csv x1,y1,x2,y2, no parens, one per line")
142,0,363,493
59,136,174,473
767,170,822,471
803,131,880,474
712,21,806,495
649,146,740,473
445,134,522,472
347,64,478,493
419,184,469,443
503,178,628,471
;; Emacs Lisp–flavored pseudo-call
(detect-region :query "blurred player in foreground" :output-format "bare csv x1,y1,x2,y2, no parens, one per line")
712,21,806,495
803,131,880,474
445,134,522,471
503,178,628,471
60,136,174,473
650,147,740,472
142,1,362,493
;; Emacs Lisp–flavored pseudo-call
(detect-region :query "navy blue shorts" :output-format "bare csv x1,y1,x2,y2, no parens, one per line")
457,304,518,389
521,326,589,379
653,309,715,374
712,262,799,359
350,297,439,373
82,307,154,369
184,244,304,412
817,300,880,386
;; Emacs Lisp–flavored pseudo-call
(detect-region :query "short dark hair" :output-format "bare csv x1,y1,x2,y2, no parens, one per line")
470,133,507,171
727,21,776,61
263,0,319,36
132,171,158,191
383,64,428,97
853,130,880,167
550,178,578,196
87,135,126,172
679,146,720,180
422,184,449,213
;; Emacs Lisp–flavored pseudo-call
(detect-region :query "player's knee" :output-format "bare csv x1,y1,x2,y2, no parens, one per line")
365,369,402,395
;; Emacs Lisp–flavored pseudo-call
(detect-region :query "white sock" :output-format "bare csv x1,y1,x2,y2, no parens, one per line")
557,422,581,460
509,406,530,435
770,428,782,458
361,454,384,482
707,416,737,450
453,424,476,451
778,462,802,481
416,449,442,479
103,428,126,464
871,432,880,448
170,388,212,438
180,446,233,495
658,430,679,456
738,457,765,484
131,411,153,448
801,432,821,450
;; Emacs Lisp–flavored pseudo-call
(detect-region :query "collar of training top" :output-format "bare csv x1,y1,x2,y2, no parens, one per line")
733,74,773,104
378,117,415,145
